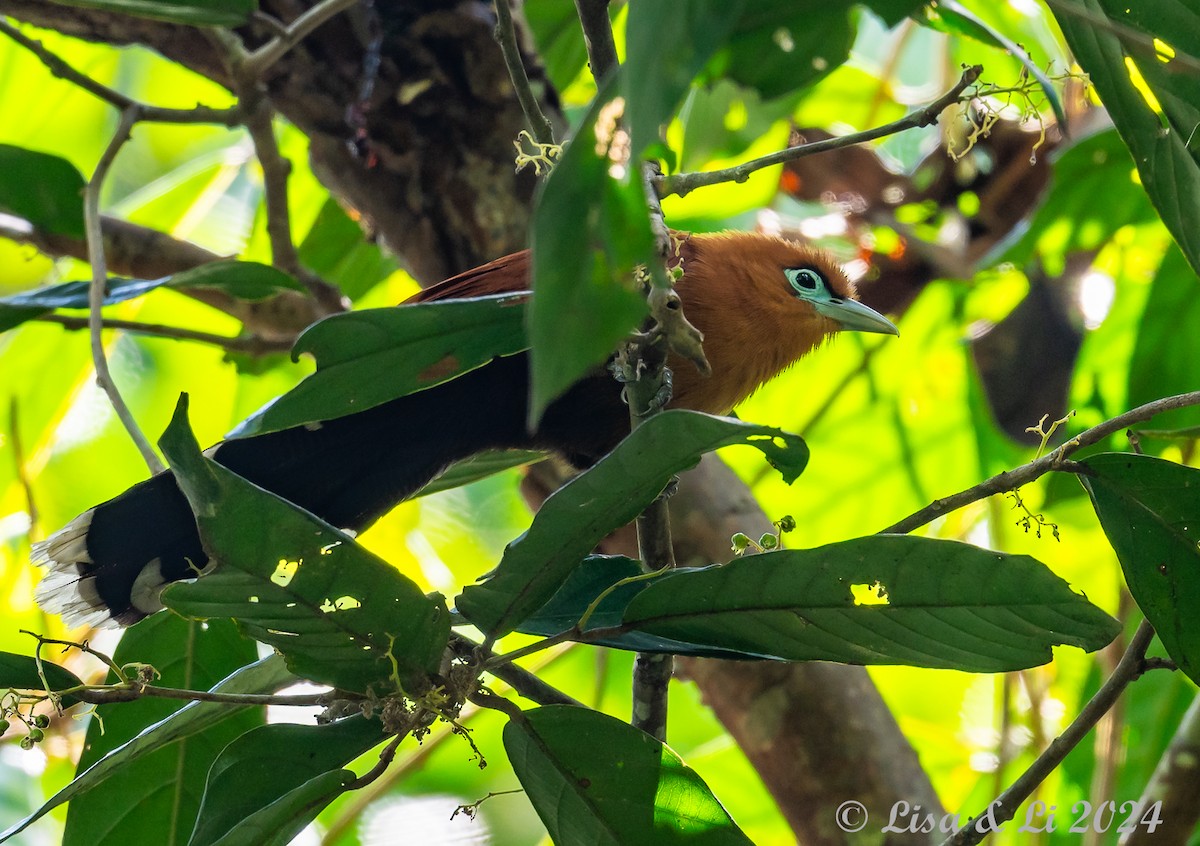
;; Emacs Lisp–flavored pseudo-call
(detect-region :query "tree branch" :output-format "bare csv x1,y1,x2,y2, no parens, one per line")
944,620,1162,846
492,0,555,145
0,215,321,339
241,0,361,79
34,313,293,356
85,105,165,475
573,0,618,82
881,390,1200,535
0,19,240,125
656,65,983,199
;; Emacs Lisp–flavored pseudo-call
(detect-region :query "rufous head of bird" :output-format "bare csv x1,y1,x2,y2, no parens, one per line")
670,232,898,414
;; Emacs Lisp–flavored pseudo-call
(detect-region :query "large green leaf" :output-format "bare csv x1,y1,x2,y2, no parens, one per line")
455,410,808,637
49,0,254,25
517,556,762,658
1127,245,1200,432
0,654,292,845
0,144,85,238
1054,1,1200,277
527,83,653,427
159,396,450,695
0,261,303,334
505,706,753,846
229,294,528,438
621,536,1120,671
59,616,260,846
188,717,387,846
297,197,399,301
1079,453,1200,685
705,3,856,102
624,1,745,153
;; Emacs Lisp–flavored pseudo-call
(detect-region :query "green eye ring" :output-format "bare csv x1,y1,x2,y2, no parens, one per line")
786,267,825,294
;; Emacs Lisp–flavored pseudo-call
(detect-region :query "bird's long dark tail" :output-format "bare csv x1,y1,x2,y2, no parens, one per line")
34,356,536,628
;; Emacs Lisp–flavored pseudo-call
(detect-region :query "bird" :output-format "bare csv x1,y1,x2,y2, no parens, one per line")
32,230,897,629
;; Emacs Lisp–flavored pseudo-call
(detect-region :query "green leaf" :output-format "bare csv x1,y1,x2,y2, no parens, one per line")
522,0,591,93
455,410,808,637
0,654,292,845
60,616,260,846
1127,245,1200,432
516,556,762,658
0,144,85,237
297,198,399,301
527,84,653,427
412,449,544,499
921,0,1066,127
0,651,84,703
230,294,528,438
1079,453,1200,685
1054,1,1200,277
707,3,855,102
188,717,387,846
621,535,1120,671
159,396,450,695
624,1,745,153
505,706,753,846
48,0,254,25
0,261,302,335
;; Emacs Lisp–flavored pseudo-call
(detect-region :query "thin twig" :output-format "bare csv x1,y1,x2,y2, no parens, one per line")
85,106,165,475
342,733,404,791
242,0,362,78
65,684,327,706
882,391,1200,535
35,313,294,356
574,0,619,82
942,620,1161,846
493,0,555,145
656,65,983,199
0,20,241,125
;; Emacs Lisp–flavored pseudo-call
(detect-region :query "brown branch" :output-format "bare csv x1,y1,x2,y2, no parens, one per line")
656,65,983,199
0,215,322,339
241,0,361,79
881,390,1200,535
85,105,164,475
0,19,240,125
34,314,294,356
1125,691,1200,845
943,620,1163,846
493,0,555,145
574,0,618,82
67,684,327,707
342,733,404,791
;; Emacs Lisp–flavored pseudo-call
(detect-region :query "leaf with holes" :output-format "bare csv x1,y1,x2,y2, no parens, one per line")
159,396,450,695
620,535,1119,671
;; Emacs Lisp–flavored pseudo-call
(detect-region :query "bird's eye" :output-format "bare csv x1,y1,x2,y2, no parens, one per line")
786,267,823,293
